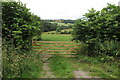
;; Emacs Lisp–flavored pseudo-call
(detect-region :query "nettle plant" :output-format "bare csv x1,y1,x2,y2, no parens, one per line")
2,1,41,52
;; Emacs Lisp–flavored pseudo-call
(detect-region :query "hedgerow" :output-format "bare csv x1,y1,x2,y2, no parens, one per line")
2,1,42,78
73,4,120,61
2,1,41,51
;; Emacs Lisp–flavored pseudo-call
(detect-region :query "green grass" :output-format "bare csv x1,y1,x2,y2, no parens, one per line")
72,55,119,78
19,53,43,78
48,55,74,78
41,34,72,41
50,22,74,26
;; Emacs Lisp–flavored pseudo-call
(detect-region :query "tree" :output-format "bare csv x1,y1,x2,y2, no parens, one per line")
2,1,41,51
72,4,120,57
56,27,61,34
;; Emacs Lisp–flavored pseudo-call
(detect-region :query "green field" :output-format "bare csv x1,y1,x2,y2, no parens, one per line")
43,29,73,34
41,34,72,41
50,22,74,26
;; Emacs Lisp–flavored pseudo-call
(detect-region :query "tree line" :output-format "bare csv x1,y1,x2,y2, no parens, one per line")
41,20,73,32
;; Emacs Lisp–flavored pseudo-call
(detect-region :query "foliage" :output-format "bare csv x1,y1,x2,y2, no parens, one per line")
94,40,120,61
73,4,120,60
32,35,41,41
41,20,58,32
41,20,73,32
2,40,42,78
60,30,71,34
73,4,120,43
2,1,41,51
2,1,42,78
44,19,75,24
56,27,61,34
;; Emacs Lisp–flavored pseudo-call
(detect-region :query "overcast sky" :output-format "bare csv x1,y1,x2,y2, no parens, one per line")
20,0,119,20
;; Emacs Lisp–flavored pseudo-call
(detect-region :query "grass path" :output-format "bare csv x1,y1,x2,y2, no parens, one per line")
41,63,55,78
40,58,55,78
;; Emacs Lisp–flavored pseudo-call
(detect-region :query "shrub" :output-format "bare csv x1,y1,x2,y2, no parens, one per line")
33,35,41,41
72,4,120,61
94,40,120,61
2,1,41,51
2,1,42,78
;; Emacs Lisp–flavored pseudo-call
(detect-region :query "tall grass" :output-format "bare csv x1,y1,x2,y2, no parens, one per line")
2,41,42,78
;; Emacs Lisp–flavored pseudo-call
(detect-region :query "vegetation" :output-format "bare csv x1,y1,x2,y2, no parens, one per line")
73,4,120,61
2,0,119,79
2,1,42,78
41,20,57,32
73,55,119,78
41,20,74,32
3,41,42,78
2,1,41,51
56,27,61,34
41,33,72,41
42,31,119,78
49,56,74,78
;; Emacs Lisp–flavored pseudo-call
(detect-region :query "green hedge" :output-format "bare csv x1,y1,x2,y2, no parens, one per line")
73,4,120,60
2,1,41,51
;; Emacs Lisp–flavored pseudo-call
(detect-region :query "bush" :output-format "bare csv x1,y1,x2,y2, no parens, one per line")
60,30,71,34
94,40,120,61
2,1,42,78
33,35,41,41
77,40,120,61
2,1,41,51
72,4,120,61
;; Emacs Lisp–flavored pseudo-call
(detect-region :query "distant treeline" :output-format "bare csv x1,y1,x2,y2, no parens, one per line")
41,19,75,23
41,19,74,32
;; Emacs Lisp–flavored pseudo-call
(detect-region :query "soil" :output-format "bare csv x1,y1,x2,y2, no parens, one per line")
74,70,92,78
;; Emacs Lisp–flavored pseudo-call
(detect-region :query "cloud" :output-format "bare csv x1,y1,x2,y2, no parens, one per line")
20,0,119,19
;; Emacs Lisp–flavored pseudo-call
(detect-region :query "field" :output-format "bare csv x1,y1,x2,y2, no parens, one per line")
41,33,72,41
50,22,74,26
43,29,73,34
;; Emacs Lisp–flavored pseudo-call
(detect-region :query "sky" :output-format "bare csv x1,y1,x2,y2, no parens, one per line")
20,0,120,20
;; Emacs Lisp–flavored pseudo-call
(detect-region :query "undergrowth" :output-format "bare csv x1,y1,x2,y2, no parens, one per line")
2,41,42,78
75,55,119,78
